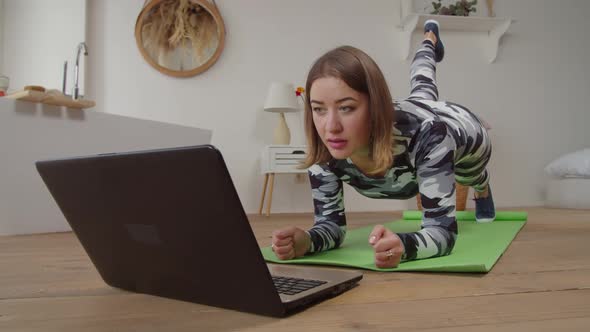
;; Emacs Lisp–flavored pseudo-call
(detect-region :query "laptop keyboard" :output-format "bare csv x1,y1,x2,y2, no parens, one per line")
272,276,327,295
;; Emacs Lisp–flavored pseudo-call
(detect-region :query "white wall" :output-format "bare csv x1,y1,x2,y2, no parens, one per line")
85,0,590,214
2,0,85,94
0,0,4,75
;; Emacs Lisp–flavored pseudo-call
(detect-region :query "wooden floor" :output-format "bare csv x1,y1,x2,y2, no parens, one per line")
1,207,589,331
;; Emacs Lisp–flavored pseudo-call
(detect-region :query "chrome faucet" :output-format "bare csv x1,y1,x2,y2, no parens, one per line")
72,42,88,100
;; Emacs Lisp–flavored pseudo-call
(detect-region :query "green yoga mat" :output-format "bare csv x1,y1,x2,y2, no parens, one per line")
262,211,527,273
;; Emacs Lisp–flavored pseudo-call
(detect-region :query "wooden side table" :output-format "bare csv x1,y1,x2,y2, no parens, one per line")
259,145,307,216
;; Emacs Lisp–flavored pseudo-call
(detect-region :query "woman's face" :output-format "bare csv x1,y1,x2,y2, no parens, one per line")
310,77,371,160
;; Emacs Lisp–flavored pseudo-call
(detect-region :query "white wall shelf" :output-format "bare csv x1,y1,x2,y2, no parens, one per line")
397,13,513,63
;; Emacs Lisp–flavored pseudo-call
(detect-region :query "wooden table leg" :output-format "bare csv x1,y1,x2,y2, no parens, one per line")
258,174,269,215
265,173,275,217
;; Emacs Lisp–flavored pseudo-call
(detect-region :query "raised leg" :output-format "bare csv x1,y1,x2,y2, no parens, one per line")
407,20,446,101
408,40,439,101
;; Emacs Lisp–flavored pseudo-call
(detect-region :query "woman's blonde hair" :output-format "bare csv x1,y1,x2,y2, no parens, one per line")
301,46,395,176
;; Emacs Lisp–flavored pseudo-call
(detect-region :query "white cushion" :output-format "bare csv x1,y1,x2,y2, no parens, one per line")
545,148,590,178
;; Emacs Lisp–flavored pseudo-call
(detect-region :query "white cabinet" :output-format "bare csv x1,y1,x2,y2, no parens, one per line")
260,145,307,174
259,145,308,216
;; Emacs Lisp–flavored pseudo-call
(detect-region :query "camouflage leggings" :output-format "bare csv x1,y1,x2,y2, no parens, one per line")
408,42,492,192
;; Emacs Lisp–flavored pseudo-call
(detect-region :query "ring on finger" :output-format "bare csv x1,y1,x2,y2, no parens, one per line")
385,249,395,259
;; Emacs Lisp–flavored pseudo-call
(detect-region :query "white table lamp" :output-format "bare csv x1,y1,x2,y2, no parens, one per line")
264,82,300,145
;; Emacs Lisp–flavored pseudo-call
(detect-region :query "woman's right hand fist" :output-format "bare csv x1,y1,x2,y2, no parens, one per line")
271,226,311,260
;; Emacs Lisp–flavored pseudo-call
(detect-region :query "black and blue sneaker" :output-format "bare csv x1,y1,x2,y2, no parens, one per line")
474,185,496,223
424,19,445,62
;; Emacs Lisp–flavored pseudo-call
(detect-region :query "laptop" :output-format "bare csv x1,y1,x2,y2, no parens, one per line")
35,144,363,317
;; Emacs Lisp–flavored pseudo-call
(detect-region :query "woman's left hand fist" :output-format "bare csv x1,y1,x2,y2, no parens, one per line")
368,225,405,268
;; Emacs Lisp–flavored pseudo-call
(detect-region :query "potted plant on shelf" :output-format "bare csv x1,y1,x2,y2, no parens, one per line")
431,0,478,16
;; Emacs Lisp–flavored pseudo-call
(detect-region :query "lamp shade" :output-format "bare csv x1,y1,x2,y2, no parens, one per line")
263,82,299,113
